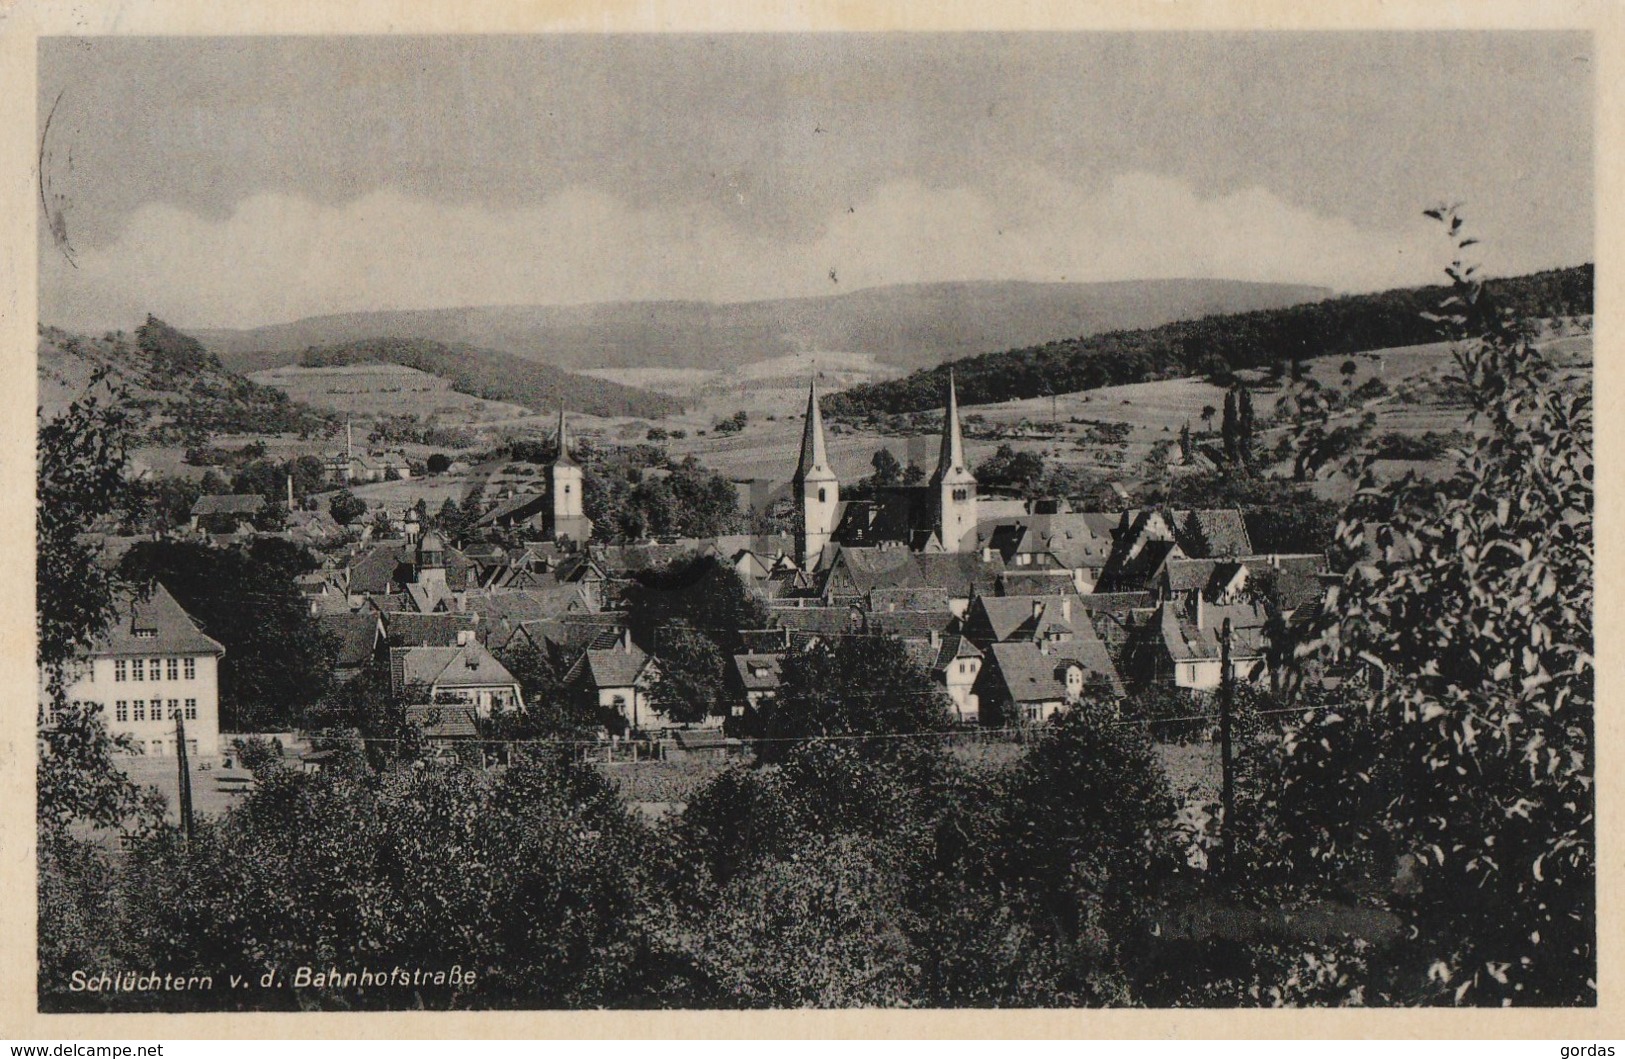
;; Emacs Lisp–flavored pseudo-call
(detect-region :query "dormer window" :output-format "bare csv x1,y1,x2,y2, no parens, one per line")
133,629,157,640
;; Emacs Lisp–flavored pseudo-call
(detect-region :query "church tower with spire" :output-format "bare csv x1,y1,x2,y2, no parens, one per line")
792,378,840,568
549,408,591,542
929,370,977,553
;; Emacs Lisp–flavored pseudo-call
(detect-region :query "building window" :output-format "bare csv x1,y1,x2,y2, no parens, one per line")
185,698,197,720
131,660,144,681
184,658,196,680
115,660,127,682
167,699,179,720
115,700,128,723
167,658,179,681
150,659,162,680
818,487,827,503
132,700,145,722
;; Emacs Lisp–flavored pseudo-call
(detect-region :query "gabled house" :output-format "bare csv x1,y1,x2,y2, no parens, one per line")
929,634,984,724
189,494,265,533
973,637,1122,726
1128,598,1271,691
56,582,226,758
729,653,784,716
389,640,522,716
562,630,659,733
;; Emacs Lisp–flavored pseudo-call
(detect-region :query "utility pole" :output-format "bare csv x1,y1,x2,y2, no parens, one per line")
1218,617,1235,883
174,708,195,844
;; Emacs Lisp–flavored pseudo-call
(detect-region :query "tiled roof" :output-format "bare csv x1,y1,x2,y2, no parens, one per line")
985,638,1123,702
579,644,652,690
318,611,380,668
86,582,226,658
913,552,1003,594
346,539,477,595
930,633,982,673
405,704,479,740
390,642,517,697
190,494,265,517
381,611,477,647
1172,509,1253,559
731,653,783,691
477,492,549,527
1156,601,1270,663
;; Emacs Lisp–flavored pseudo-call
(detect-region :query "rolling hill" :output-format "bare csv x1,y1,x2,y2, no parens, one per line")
286,337,682,419
38,317,337,439
193,279,1329,375
824,265,1593,418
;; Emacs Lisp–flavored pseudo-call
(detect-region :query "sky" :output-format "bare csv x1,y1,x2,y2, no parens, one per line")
37,33,1593,332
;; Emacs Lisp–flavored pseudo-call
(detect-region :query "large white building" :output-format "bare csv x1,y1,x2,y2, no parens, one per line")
58,582,225,759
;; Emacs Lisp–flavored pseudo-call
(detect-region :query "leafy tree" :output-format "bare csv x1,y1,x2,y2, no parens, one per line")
426,452,453,474
328,489,367,526
760,636,949,762
119,540,337,731
1257,209,1594,1005
648,621,730,725
901,462,926,486
36,372,147,831
870,447,903,485
620,554,769,657
1200,404,1217,432
975,443,1046,493
1237,386,1256,464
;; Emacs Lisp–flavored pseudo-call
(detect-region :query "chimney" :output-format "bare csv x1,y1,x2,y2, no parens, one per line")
457,628,474,646
1061,598,1072,623
1031,600,1045,622
1195,593,1206,631
929,629,941,648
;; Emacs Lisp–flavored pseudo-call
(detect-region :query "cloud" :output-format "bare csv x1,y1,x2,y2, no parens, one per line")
42,172,1466,332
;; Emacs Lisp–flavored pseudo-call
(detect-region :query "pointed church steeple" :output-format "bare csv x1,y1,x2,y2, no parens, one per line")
793,377,839,568
554,408,577,467
931,370,972,485
795,378,833,483
930,369,976,552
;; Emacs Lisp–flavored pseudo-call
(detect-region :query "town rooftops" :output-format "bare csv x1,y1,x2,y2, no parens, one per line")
88,582,225,658
317,611,381,669
190,494,266,517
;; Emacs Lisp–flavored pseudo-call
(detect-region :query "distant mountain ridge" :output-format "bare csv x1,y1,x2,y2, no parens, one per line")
194,279,1331,375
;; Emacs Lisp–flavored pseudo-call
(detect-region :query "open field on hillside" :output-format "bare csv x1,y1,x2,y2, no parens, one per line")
249,364,531,421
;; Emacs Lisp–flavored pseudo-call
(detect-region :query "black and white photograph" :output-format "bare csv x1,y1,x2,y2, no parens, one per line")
26,19,1597,1021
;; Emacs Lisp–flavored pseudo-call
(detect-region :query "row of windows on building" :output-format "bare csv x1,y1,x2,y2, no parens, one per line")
111,657,197,683
123,739,199,757
113,698,198,723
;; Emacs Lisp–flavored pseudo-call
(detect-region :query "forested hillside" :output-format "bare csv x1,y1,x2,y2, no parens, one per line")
295,337,682,418
824,265,1592,418
37,317,337,440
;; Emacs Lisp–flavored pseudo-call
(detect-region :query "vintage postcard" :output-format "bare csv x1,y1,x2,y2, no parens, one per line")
1,0,1618,1040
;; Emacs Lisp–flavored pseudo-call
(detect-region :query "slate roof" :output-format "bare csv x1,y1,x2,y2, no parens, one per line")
86,582,225,658
1095,537,1184,594
190,494,265,517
